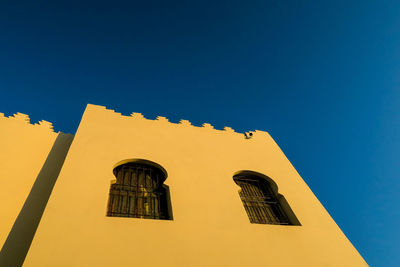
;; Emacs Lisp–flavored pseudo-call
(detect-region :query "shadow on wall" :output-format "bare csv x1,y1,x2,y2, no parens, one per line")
0,133,74,267
278,194,301,226
163,185,174,220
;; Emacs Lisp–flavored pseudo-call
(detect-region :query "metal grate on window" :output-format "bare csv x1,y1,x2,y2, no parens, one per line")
234,175,290,225
107,163,170,220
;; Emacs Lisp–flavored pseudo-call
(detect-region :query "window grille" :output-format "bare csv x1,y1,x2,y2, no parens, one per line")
234,175,291,225
107,162,170,220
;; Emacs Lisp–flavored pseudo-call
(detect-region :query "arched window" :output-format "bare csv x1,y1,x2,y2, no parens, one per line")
234,172,299,225
107,160,172,220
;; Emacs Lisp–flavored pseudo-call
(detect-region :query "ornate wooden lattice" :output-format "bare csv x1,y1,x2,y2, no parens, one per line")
107,163,169,220
234,175,290,225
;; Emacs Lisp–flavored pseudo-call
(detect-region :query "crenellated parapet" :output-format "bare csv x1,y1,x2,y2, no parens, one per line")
11,112,31,123
0,104,269,139
156,116,169,122
0,112,55,132
178,119,192,126
85,104,270,140
37,120,54,131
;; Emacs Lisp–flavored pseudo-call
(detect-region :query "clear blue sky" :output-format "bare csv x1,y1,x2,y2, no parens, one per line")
1,1,399,266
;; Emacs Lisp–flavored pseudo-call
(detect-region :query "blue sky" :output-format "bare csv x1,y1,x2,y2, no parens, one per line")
1,1,399,266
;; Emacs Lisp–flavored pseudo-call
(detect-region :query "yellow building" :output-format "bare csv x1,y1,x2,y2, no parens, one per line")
0,104,367,266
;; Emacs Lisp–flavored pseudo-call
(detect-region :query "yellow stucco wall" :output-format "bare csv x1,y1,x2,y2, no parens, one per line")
0,113,57,248
23,104,367,266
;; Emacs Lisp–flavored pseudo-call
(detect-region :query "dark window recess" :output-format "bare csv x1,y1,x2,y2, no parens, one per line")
107,162,170,220
234,175,291,225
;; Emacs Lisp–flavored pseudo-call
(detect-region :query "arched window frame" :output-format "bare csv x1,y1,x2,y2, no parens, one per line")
233,170,300,226
107,159,173,220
